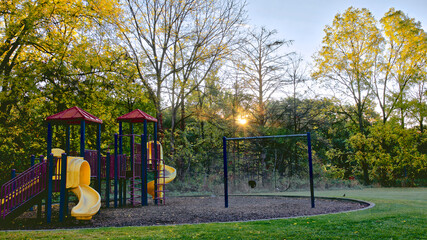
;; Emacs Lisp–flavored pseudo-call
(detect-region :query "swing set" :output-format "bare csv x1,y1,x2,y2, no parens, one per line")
222,133,315,208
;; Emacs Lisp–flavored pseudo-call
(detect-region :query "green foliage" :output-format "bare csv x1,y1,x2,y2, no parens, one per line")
312,6,426,185
312,7,382,135
162,120,224,182
349,121,426,186
0,0,160,184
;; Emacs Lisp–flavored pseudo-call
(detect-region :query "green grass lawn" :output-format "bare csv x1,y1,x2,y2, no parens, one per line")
1,188,426,239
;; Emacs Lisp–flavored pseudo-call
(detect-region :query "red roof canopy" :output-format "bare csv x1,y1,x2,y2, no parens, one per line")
46,106,103,124
116,109,157,123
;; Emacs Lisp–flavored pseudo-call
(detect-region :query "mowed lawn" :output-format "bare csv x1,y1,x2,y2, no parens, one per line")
1,188,426,239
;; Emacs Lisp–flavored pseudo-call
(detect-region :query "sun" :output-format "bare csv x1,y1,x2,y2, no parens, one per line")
237,117,247,125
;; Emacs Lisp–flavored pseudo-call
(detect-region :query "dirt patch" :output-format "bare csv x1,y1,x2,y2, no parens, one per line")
0,196,369,230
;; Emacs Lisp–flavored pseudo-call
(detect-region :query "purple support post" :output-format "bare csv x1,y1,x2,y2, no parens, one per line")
37,155,44,219
30,155,35,211
106,152,111,208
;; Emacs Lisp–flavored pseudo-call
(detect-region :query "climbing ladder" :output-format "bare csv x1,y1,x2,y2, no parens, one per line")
155,157,167,205
149,142,166,205
129,150,142,206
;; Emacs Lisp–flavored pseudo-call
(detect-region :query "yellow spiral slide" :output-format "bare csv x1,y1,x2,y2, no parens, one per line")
146,142,176,199
52,149,101,220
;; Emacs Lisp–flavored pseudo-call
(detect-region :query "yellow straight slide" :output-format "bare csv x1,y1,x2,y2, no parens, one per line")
52,149,100,220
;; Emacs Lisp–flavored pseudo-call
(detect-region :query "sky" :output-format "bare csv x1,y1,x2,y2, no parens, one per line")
246,0,427,64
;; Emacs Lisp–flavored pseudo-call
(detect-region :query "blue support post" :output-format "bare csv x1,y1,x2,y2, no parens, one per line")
47,123,52,156
59,153,67,222
11,168,16,187
223,137,228,208
80,120,85,157
307,132,315,208
106,152,111,208
11,169,16,197
66,126,70,155
120,172,124,207
114,133,118,208
97,123,102,194
66,126,71,213
122,155,126,207
153,122,158,205
130,123,134,173
10,168,16,180
11,168,16,186
142,120,148,206
118,122,124,207
30,155,35,180
46,154,54,223
130,124,134,205
119,122,123,155
11,169,16,179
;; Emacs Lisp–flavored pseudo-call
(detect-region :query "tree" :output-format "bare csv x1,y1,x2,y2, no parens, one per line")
116,0,246,124
313,7,382,136
371,8,427,125
283,54,309,133
313,7,384,184
349,121,426,186
234,27,292,130
0,0,120,113
407,77,426,132
0,0,122,183
116,0,246,170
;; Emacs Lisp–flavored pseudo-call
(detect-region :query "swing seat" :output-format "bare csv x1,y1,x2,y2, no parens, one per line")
248,180,256,188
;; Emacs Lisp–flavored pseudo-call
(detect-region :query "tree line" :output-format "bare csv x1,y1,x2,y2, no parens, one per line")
0,1,425,187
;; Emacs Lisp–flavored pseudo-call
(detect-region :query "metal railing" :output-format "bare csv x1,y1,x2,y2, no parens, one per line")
0,161,47,219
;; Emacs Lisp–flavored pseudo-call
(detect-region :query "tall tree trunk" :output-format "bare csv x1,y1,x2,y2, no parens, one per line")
357,100,370,185
180,95,185,131
361,160,370,185
156,74,162,125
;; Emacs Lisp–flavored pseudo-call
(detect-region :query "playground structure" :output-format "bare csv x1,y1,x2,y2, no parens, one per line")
0,107,176,223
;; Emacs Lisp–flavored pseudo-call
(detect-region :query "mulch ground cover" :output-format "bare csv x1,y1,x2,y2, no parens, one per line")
0,196,369,230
